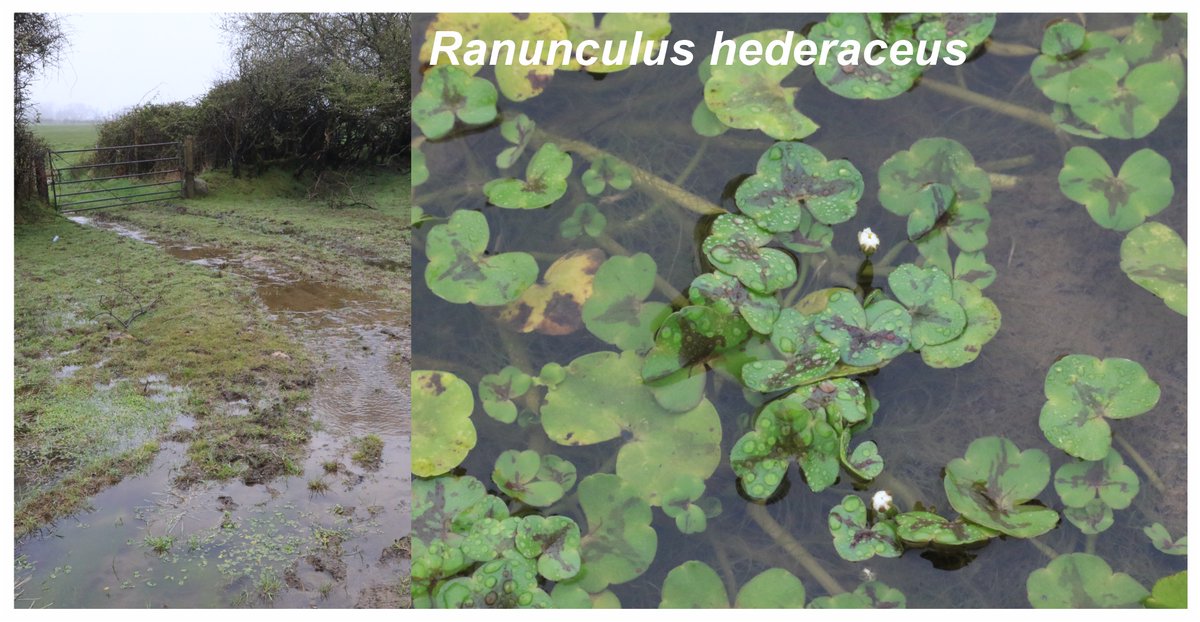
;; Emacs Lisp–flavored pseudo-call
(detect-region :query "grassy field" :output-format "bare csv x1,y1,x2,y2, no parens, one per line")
15,124,409,536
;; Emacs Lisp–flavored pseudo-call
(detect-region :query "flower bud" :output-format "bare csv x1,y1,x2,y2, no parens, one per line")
858,228,880,255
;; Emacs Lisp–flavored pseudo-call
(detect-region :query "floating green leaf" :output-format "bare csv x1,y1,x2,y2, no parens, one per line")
435,556,552,608
734,142,863,233
571,473,657,593
894,511,997,546
1063,499,1114,535
412,474,489,546
1144,571,1187,609
887,263,967,350
484,143,573,209
773,209,833,254
691,100,729,137
1121,221,1187,316
560,202,607,239
1054,448,1139,511
844,441,884,480
581,253,672,353
815,290,912,368
479,366,533,424
1143,523,1187,556
418,13,569,101
424,210,538,306
952,251,996,290
550,583,621,608
1067,57,1184,140
542,351,722,506
659,561,807,608
1122,14,1187,65
689,271,780,335
496,113,536,169
919,280,1001,368
413,371,477,477
658,560,728,608
413,65,499,140
808,580,906,608
878,138,992,223
730,393,839,499
703,214,797,294
660,475,722,535
1031,22,1127,104
1039,354,1161,460
741,308,838,392
1059,147,1173,232
515,515,582,581
702,30,818,140
828,495,902,561
492,450,577,507
413,147,429,186
943,436,1059,538
1027,553,1148,608
556,13,672,74
811,14,923,100
642,304,749,383
582,155,632,196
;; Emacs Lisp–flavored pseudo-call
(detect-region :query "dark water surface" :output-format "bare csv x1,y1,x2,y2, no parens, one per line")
413,13,1186,607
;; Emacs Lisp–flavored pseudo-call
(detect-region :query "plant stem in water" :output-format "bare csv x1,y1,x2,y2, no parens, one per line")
1029,538,1059,560
745,503,846,595
921,78,1057,132
536,129,727,217
1114,434,1167,494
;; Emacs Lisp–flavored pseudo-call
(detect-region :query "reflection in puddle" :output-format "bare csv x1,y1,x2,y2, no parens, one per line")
18,216,409,607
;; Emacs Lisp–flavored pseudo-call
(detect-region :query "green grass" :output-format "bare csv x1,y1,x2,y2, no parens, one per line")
99,168,411,308
143,534,176,555
33,123,99,153
14,215,314,534
350,434,384,470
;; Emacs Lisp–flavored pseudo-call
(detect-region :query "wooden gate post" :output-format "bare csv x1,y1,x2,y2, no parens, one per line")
183,136,196,199
35,151,50,203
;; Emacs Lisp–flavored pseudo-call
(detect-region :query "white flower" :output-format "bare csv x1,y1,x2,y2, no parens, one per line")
858,228,880,255
861,567,876,582
872,490,893,513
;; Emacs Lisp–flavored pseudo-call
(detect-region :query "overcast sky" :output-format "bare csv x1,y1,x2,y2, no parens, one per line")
29,13,233,121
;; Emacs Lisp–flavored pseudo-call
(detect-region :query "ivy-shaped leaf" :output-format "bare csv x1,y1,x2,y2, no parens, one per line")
568,473,657,593
412,370,477,478
581,253,672,353
943,436,1059,538
1030,21,1128,104
919,280,1001,369
1059,147,1173,232
828,495,902,561
894,511,997,546
582,155,633,196
541,351,722,506
730,393,840,499
887,263,967,350
702,30,819,140
642,305,750,383
435,556,552,608
1143,523,1187,556
815,290,912,368
1067,57,1184,140
492,450,577,507
560,202,607,239
741,308,838,393
808,580,906,608
424,210,539,306
479,366,533,424
484,143,573,209
496,113,536,169
413,65,499,140
1039,354,1160,461
1027,553,1148,608
1121,222,1187,316
515,515,582,581
689,271,780,335
735,142,863,233
1144,571,1187,609
702,214,798,294
660,475,722,535
810,14,923,100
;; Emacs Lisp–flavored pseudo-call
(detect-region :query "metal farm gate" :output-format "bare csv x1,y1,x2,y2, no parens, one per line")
46,141,185,213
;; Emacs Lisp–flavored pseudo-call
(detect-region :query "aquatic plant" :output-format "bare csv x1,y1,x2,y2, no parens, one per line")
1120,222,1187,316
412,65,498,140
1026,553,1148,608
412,11,1183,609
1143,523,1187,556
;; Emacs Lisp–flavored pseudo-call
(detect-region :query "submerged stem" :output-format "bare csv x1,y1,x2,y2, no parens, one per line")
535,129,727,217
984,39,1039,56
1114,434,1167,494
745,503,846,595
921,78,1058,132
1029,538,1059,560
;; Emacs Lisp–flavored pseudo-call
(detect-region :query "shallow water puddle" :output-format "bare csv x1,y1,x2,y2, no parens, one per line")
17,215,409,607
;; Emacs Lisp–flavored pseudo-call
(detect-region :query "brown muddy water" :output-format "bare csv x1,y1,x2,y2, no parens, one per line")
412,13,1185,608
14,215,410,608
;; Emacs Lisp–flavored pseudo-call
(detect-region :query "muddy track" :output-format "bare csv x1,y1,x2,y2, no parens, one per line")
15,215,411,608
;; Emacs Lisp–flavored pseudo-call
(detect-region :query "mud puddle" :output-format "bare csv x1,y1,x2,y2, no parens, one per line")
16,215,410,608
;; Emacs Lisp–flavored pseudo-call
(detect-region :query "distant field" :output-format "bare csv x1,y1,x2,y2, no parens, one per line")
34,123,98,152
